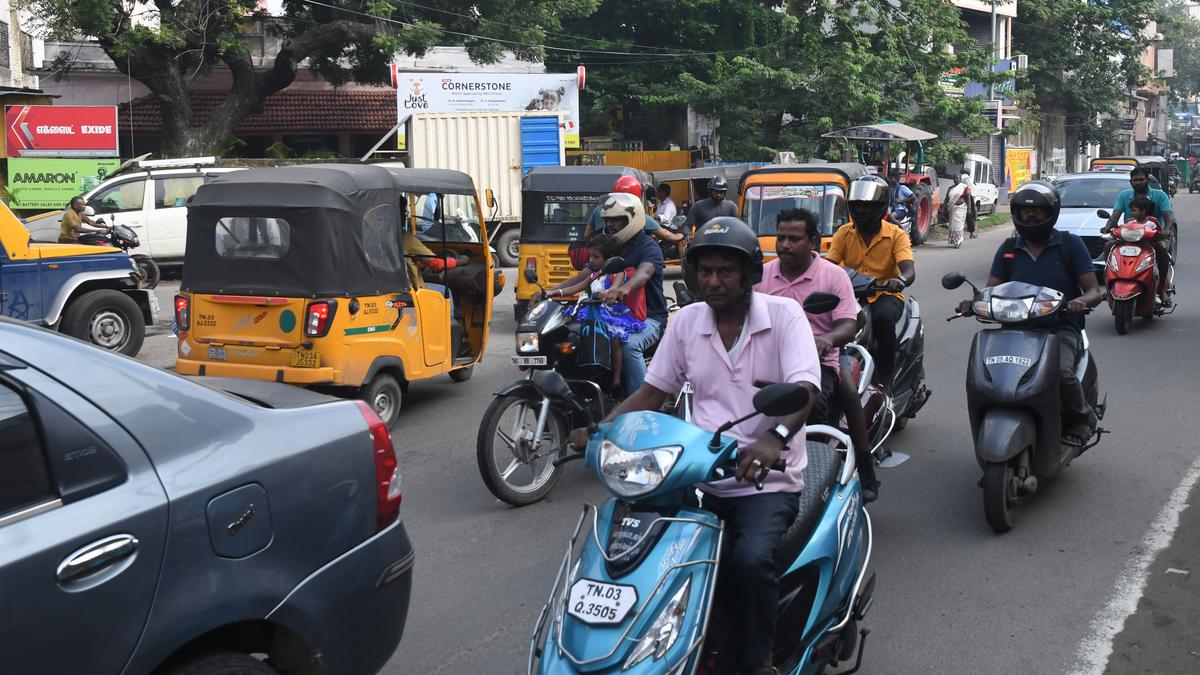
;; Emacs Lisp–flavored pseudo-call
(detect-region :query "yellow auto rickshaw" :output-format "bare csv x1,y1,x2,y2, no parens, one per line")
513,165,653,321
737,163,870,259
174,164,494,429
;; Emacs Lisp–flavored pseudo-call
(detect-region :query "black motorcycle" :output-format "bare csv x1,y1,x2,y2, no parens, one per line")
944,272,1106,532
80,220,161,289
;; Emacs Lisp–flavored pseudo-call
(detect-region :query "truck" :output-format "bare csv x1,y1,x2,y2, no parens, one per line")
0,199,157,356
406,110,568,266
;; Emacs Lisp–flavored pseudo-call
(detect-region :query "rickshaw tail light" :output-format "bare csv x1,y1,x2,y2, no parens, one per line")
174,295,190,331
304,300,337,337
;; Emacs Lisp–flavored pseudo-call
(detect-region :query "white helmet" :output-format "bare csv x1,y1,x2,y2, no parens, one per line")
599,192,645,245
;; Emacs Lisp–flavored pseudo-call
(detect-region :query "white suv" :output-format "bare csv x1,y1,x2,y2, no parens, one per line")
24,159,242,262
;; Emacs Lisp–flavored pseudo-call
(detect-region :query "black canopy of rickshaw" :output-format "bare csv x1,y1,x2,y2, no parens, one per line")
182,164,477,298
519,166,653,242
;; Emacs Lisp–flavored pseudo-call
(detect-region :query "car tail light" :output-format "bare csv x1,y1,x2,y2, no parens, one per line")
304,300,337,337
356,400,401,532
174,295,190,330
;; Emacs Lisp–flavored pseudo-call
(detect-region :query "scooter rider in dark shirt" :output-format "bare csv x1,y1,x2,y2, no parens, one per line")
683,175,739,234
960,181,1103,447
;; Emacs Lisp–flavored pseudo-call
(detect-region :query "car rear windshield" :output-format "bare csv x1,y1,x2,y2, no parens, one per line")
215,216,291,260
741,184,848,236
1054,178,1125,208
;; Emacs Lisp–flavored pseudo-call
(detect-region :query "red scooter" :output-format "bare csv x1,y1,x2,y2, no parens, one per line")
1096,209,1175,334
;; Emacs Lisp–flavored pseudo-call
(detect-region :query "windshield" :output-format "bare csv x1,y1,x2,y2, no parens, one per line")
741,184,848,236
410,192,483,243
1053,178,1126,208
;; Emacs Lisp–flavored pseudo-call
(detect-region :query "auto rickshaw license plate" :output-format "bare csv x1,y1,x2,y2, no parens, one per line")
511,356,547,366
291,350,321,368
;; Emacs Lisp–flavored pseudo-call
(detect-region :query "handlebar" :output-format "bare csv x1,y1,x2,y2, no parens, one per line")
714,456,788,491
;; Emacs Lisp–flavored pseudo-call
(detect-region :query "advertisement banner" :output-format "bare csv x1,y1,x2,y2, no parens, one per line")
5,158,121,209
393,70,580,149
5,105,120,158
1005,147,1033,193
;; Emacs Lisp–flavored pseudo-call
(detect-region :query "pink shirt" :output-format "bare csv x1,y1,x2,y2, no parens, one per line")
755,255,859,372
645,293,822,496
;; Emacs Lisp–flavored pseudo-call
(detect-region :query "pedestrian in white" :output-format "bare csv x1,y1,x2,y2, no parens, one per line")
946,173,970,248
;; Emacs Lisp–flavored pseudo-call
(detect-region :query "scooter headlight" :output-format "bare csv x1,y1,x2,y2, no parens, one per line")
1108,251,1120,271
517,332,540,353
1135,254,1155,273
989,296,1034,322
623,576,692,669
599,440,681,498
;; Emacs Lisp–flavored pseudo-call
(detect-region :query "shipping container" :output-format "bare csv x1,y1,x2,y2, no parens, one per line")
408,110,566,266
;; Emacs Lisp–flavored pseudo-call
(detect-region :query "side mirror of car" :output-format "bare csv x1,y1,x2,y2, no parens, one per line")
802,292,841,315
941,271,967,290
752,382,811,418
1096,209,1111,220
600,256,626,275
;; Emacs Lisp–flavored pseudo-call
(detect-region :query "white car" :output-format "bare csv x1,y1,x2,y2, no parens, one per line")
23,159,242,262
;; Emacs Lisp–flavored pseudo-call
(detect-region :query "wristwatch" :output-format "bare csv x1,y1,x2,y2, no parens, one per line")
766,423,794,445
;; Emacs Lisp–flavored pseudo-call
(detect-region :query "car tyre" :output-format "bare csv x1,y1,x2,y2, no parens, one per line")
61,289,145,356
495,229,520,267
165,652,279,675
360,373,403,430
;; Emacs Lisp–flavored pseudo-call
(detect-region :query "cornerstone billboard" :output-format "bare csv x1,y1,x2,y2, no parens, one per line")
392,68,581,150
5,105,120,158
5,157,121,209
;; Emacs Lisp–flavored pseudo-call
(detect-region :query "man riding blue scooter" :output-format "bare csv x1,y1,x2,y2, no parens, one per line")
571,217,822,674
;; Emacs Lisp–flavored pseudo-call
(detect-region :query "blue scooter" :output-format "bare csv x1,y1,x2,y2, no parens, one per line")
528,370,875,674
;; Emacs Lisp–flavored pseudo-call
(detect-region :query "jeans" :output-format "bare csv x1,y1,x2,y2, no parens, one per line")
1055,330,1092,428
693,491,799,672
868,295,904,388
808,365,839,426
620,317,663,394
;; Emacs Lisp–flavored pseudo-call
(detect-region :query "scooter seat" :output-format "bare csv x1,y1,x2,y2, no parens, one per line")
775,441,841,567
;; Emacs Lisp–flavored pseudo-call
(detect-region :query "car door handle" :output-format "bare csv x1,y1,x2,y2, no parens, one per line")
56,534,139,584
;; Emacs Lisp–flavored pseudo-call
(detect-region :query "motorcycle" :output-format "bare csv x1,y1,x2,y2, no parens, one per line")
528,370,874,675
943,272,1107,532
845,268,930,430
1095,209,1176,334
79,219,161,289
1189,172,1200,194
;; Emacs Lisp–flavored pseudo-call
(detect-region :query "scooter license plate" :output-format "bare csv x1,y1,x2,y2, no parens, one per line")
511,356,548,366
1119,245,1142,256
567,579,638,625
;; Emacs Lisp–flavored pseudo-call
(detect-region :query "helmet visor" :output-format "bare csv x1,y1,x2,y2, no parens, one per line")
848,180,889,204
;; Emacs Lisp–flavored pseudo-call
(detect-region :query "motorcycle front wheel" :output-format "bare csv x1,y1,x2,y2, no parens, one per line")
476,393,568,506
132,254,161,289
982,461,1018,533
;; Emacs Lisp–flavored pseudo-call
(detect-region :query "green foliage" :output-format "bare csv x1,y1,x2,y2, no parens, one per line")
1159,1,1200,101
266,141,293,159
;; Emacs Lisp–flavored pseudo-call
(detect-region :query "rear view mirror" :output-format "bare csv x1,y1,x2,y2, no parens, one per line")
941,271,967,290
752,383,810,418
531,370,572,402
524,267,539,284
1096,209,1111,220
673,281,696,307
600,256,626,275
485,188,497,209
802,292,841,315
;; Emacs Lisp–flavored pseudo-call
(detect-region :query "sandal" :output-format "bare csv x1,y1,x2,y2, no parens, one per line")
1062,425,1090,447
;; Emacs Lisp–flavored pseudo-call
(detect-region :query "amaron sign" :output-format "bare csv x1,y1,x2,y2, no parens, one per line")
5,158,121,209
5,106,120,158
390,67,584,150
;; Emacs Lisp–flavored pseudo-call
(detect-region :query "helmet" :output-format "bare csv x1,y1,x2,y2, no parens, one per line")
599,192,646,245
684,217,764,289
1010,180,1060,241
847,175,890,225
707,175,729,192
613,175,643,198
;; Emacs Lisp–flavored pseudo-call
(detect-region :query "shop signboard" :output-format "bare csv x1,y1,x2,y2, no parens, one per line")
5,105,120,158
1005,147,1033,193
4,157,121,209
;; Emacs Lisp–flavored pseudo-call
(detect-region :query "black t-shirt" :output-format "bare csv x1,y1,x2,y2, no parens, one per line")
683,197,738,231
619,231,667,322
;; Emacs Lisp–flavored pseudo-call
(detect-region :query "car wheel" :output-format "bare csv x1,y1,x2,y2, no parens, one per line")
61,289,145,356
360,373,403,430
495,229,520,267
166,651,278,675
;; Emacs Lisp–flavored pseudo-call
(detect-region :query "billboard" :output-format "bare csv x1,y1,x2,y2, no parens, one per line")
5,105,120,158
4,157,121,209
1005,147,1033,193
392,69,581,150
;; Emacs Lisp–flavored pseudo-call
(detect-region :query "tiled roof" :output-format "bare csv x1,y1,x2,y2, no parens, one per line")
123,87,397,134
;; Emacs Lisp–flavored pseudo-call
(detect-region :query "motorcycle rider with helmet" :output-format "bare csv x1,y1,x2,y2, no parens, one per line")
960,181,1102,446
826,175,916,393
683,175,739,234
584,176,683,245
571,217,821,675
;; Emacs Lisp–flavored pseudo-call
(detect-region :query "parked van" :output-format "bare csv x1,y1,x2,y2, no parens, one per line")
962,154,998,215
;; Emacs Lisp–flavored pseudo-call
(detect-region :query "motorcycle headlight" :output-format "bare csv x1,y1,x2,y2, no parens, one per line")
599,440,681,498
517,332,540,353
623,577,692,669
1121,227,1145,242
1136,254,1155,273
990,297,1033,322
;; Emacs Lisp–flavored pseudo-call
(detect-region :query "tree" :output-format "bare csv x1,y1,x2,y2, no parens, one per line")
1159,1,1200,102
23,0,596,156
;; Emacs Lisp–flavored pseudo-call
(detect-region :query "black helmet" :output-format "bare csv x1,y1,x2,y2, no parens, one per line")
684,217,765,289
1010,180,1060,241
707,175,729,192
847,175,891,225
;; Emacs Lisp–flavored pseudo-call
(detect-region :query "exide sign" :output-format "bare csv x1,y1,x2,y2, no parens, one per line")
5,105,119,158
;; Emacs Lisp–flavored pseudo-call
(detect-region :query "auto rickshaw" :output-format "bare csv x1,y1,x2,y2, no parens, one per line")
514,165,653,322
656,164,758,215
1090,155,1175,193
174,164,494,429
737,162,869,259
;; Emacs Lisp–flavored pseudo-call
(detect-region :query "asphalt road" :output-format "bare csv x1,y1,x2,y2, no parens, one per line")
137,202,1199,674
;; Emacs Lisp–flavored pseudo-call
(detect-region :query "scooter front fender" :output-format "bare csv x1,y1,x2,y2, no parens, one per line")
975,408,1036,465
1107,279,1144,302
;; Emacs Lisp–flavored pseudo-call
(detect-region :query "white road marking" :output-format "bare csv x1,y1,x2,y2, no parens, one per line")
1069,452,1200,674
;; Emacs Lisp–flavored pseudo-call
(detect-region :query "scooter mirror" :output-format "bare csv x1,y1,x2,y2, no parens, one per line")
600,256,627,275
1096,209,1111,220
752,382,811,418
531,370,573,402
941,271,967,290
802,292,841,315
673,281,696,307
524,267,539,284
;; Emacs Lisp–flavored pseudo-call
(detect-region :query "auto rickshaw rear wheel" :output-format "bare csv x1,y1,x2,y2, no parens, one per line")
360,373,403,429
449,366,474,382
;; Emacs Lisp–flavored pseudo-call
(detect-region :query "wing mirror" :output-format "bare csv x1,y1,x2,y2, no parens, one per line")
941,271,967,290
485,188,497,209
802,292,841,315
599,256,627,275
673,281,696,307
752,382,811,417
